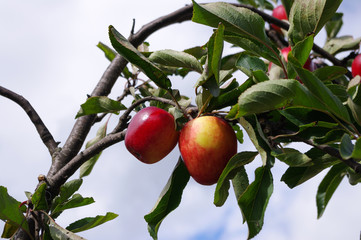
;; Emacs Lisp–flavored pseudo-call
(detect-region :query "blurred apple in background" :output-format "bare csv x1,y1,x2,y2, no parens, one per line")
271,5,288,33
352,54,361,77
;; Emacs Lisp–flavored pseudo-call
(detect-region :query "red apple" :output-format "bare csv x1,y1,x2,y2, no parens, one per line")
125,106,179,164
352,54,361,77
271,5,288,33
179,116,237,185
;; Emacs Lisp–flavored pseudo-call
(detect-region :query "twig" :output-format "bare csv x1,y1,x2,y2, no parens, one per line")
294,137,361,173
112,96,178,133
49,130,127,189
0,86,58,155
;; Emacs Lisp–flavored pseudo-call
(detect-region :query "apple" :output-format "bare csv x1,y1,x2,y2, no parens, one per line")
352,54,361,77
125,106,179,164
271,5,288,33
179,116,237,185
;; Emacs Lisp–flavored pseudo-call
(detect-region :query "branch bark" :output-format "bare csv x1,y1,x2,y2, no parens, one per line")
0,86,58,155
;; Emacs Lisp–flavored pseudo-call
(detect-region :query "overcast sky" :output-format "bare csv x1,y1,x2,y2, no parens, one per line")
1,1,361,240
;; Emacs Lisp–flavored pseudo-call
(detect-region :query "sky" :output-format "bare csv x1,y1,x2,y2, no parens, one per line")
1,0,361,240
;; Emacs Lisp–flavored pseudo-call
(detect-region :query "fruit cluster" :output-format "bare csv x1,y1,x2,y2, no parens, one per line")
125,106,237,185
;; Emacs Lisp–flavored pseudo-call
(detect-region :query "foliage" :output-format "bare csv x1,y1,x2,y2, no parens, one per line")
1,0,361,239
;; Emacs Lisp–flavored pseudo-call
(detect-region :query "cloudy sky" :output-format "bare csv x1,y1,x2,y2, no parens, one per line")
1,0,361,239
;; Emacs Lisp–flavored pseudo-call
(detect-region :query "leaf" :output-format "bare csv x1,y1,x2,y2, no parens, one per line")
148,49,203,73
59,179,83,204
288,54,350,122
42,212,86,240
80,121,108,178
313,66,348,82
235,52,267,77
31,182,48,211
224,33,280,66
192,1,280,65
237,79,298,117
281,0,294,16
0,186,30,237
76,96,126,118
237,166,273,239
52,194,95,216
323,36,361,55
316,163,346,218
97,41,116,61
1,220,19,238
208,23,225,83
239,115,274,166
214,151,258,206
281,148,339,188
66,212,118,233
272,148,312,167
288,0,342,45
325,12,343,39
339,134,361,160
109,25,171,89
144,158,190,240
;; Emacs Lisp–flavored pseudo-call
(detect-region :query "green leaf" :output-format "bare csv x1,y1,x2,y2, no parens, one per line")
239,115,274,166
316,163,346,218
281,148,339,188
237,79,298,117
148,49,203,73
0,186,30,237
339,134,361,160
224,33,280,66
238,166,273,239
97,41,116,61
323,36,361,55
1,220,19,238
80,121,108,178
52,194,95,216
42,212,86,240
340,134,354,160
288,54,350,122
281,0,294,16
31,182,48,211
76,96,126,118
235,52,267,77
66,212,118,233
214,151,258,206
209,23,225,83
231,168,250,205
59,179,83,204
207,77,254,111
313,66,348,82
109,25,171,89
272,148,312,167
144,158,190,240
288,0,342,45
325,12,343,39
192,1,280,65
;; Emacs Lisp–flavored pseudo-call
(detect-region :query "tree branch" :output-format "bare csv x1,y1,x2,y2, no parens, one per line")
0,86,58,155
47,4,194,178
48,130,126,189
300,138,361,173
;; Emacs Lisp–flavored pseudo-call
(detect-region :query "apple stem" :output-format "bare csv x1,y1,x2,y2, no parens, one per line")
196,95,212,118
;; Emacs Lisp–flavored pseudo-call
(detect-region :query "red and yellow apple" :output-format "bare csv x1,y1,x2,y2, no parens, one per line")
271,5,288,33
125,106,179,164
179,116,237,185
352,54,361,77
